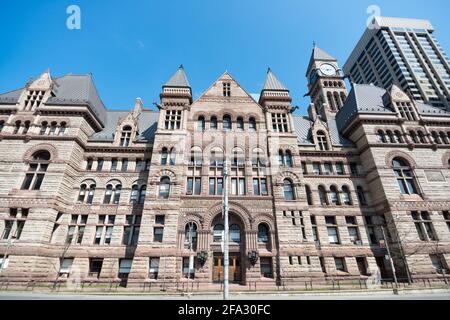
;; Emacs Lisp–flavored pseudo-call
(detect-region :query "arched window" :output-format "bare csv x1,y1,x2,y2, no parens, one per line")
439,132,448,144
386,130,395,143
232,148,244,167
230,224,240,243
278,150,284,166
341,186,352,205
377,130,387,143
40,121,48,135
394,130,403,143
78,184,87,203
103,185,113,204
305,185,313,205
159,177,171,199
356,186,367,206
60,122,67,136
340,92,347,105
169,148,176,166
161,147,168,165
120,126,132,147
237,117,244,130
283,179,295,200
327,92,335,111
432,132,442,144
318,186,328,205
333,92,341,110
13,121,21,134
249,117,257,131
185,223,198,248
330,186,340,205
113,185,122,204
190,146,203,166
223,115,232,131
23,121,30,135
284,150,293,167
258,224,269,243
197,116,205,131
409,130,419,144
392,158,418,195
210,116,218,130
138,185,146,204
86,184,96,204
213,224,224,242
130,185,139,204
210,148,224,167
21,151,51,190
50,122,57,135
417,131,427,144
317,131,329,151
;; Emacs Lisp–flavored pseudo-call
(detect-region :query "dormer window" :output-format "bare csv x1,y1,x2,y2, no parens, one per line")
396,102,417,121
316,131,329,151
223,82,231,97
120,126,132,147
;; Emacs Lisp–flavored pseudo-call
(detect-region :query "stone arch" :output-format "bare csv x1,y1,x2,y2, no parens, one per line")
23,144,58,163
253,213,276,232
204,201,252,230
150,169,178,184
385,150,417,168
274,170,302,186
178,212,205,230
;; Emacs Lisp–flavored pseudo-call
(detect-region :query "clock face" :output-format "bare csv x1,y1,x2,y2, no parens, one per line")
319,64,336,76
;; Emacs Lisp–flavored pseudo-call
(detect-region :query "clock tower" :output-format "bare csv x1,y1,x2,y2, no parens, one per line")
305,44,348,121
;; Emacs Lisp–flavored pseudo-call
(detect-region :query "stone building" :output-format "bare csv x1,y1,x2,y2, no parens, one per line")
0,46,449,288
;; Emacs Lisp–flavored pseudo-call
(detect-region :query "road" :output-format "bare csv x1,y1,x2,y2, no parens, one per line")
0,290,449,300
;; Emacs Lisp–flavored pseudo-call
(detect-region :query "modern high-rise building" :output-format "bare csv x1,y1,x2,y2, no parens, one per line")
344,16,450,110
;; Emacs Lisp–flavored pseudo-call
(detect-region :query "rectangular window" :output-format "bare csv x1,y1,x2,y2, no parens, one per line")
223,82,231,97
411,211,437,241
182,257,195,279
335,162,345,175
121,159,128,171
149,257,160,279
97,159,104,172
187,177,194,195
89,258,103,278
253,178,268,196
155,215,165,225
334,257,347,272
59,258,74,275
260,257,273,278
350,163,358,175
312,162,321,175
301,162,308,175
323,162,333,175
327,227,340,244
154,227,164,242
271,113,289,132
111,158,118,172
231,178,245,195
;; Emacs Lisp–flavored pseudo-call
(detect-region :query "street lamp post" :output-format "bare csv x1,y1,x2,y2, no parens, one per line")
223,161,229,300
187,221,194,297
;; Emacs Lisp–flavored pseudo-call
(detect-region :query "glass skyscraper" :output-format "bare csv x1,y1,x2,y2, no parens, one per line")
344,16,450,109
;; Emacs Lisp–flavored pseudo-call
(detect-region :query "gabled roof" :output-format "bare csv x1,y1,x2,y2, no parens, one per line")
0,74,107,125
90,109,159,142
306,45,337,76
263,68,288,91
164,65,190,88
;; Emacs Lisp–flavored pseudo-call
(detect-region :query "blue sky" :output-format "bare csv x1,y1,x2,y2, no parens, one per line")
0,0,449,115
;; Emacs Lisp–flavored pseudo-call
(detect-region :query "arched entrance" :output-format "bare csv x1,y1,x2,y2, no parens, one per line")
210,212,246,284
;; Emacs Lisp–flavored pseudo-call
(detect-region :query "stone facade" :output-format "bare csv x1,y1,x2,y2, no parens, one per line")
0,48,449,288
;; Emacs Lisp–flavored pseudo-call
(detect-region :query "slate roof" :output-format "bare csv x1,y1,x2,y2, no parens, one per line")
90,109,159,142
263,68,288,91
292,115,354,147
335,83,450,132
306,45,337,76
164,65,191,88
0,74,107,125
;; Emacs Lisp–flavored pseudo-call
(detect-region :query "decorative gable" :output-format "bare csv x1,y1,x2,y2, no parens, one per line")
113,98,142,147
18,70,54,111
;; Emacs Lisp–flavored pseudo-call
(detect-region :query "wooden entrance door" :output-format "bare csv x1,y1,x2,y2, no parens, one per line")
212,254,241,282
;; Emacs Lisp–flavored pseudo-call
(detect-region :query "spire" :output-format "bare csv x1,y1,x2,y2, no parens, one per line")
133,97,143,118
263,68,288,91
306,44,337,76
164,64,191,88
